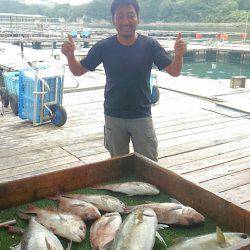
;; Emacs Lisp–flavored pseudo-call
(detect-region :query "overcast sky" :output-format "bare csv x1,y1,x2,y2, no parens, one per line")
23,0,93,5
51,0,92,4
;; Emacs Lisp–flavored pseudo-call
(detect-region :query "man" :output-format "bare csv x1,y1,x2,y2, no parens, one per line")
61,0,186,161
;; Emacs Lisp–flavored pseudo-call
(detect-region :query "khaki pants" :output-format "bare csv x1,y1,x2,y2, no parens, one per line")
104,115,158,161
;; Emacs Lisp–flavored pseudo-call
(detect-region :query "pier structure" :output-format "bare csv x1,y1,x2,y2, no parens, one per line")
1,25,250,64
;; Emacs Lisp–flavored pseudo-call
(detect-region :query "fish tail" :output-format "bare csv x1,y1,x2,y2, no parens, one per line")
45,237,55,250
17,210,31,220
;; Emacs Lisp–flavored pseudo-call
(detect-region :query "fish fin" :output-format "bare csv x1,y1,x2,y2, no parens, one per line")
45,237,56,250
0,219,16,228
66,240,72,250
173,237,188,244
45,206,58,212
124,206,136,214
48,227,57,234
10,243,21,250
169,198,183,205
57,212,68,222
104,212,119,217
102,239,114,250
103,216,118,227
62,193,78,199
91,184,105,190
156,232,167,248
23,204,40,214
6,225,24,235
17,211,31,220
135,210,144,223
47,192,62,201
216,226,226,247
144,200,153,204
69,203,87,208
157,224,169,230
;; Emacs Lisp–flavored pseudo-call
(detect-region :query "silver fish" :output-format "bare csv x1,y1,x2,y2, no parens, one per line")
168,227,249,250
12,217,63,250
23,205,86,242
53,195,101,221
92,182,160,196
63,194,126,213
125,202,205,226
90,212,122,250
112,208,158,250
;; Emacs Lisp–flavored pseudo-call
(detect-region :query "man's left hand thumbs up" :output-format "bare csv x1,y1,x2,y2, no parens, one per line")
174,32,186,57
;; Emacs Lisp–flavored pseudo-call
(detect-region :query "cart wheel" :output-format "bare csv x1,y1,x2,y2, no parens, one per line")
50,104,67,127
150,85,160,104
0,89,9,108
10,95,18,116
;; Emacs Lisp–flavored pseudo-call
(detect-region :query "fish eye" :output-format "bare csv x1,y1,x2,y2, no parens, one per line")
79,226,83,230
241,234,248,239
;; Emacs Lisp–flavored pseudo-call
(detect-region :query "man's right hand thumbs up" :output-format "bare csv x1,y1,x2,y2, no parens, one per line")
176,32,182,41
61,34,76,58
67,34,75,45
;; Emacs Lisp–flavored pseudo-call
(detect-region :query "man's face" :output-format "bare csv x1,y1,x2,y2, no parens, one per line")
113,4,139,39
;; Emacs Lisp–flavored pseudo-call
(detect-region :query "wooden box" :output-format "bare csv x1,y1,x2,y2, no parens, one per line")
0,153,249,234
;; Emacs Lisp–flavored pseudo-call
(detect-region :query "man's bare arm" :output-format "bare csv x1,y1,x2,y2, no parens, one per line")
66,55,88,76
165,33,186,77
165,55,183,77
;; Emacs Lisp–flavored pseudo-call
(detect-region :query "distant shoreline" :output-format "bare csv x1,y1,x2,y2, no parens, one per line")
85,22,250,33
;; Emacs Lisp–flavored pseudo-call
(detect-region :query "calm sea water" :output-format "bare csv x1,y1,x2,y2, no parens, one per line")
182,62,250,79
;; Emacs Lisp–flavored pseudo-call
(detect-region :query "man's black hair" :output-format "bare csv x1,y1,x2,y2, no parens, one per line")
111,0,140,19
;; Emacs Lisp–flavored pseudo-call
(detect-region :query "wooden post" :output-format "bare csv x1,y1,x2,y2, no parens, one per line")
230,76,246,89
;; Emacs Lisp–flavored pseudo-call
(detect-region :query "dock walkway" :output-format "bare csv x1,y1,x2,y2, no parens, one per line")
0,73,250,218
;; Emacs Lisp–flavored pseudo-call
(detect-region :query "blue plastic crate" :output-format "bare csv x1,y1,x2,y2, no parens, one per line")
3,71,20,96
150,74,157,94
71,31,78,38
18,67,63,124
81,31,91,38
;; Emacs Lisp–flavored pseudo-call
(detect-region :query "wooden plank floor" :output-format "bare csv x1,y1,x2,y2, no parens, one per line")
0,79,250,215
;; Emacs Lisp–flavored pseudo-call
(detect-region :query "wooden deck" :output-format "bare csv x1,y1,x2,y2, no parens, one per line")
1,74,250,218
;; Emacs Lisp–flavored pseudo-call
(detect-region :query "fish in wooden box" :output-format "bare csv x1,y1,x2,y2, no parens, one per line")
11,217,63,250
112,208,158,250
92,182,160,196
21,205,86,242
90,212,122,250
51,195,101,221
63,193,126,213
125,199,205,226
168,227,249,250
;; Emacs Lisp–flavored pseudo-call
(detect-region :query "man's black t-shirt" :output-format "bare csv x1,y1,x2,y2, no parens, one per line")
80,34,172,119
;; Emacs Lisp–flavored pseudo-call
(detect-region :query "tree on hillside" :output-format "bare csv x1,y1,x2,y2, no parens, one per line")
83,0,112,21
0,0,249,23
238,0,250,10
0,0,27,14
158,0,174,21
138,0,162,22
